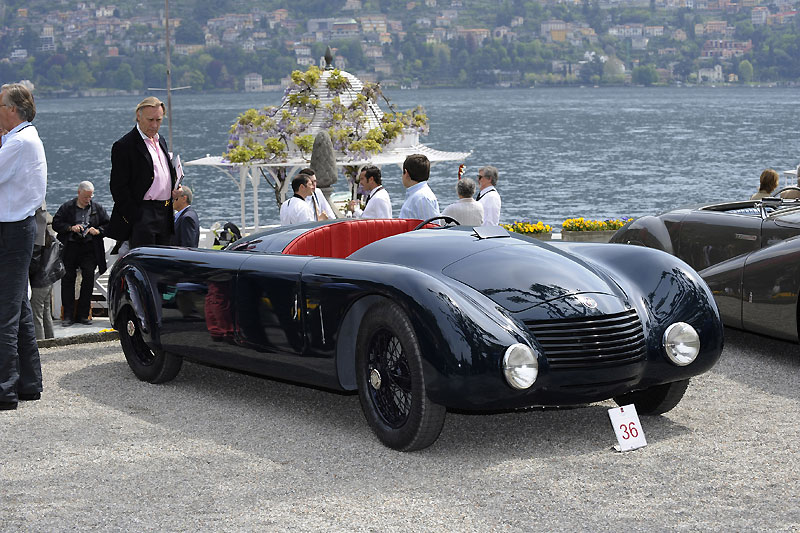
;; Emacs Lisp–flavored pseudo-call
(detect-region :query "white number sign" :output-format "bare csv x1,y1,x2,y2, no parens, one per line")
608,404,647,452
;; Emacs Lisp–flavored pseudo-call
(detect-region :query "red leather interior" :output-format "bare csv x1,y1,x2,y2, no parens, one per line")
282,219,427,258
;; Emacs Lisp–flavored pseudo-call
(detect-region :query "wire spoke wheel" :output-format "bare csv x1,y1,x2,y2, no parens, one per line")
367,330,412,428
356,301,446,451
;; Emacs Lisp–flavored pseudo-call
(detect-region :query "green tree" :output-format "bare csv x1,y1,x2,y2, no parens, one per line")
738,59,753,82
19,26,39,52
175,19,205,44
672,57,696,80
179,69,205,89
113,63,135,90
602,57,625,84
735,20,754,41
19,58,35,81
147,63,168,89
335,39,365,70
44,64,63,87
579,54,603,84
206,59,232,88
632,64,658,85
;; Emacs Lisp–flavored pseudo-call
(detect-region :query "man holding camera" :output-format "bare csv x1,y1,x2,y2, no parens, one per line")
52,181,109,326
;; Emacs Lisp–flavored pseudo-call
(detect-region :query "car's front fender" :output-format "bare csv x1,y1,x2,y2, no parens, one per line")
552,242,724,385
304,260,534,406
108,261,161,347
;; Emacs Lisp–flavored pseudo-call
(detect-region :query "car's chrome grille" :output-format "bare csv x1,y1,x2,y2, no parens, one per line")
524,309,646,370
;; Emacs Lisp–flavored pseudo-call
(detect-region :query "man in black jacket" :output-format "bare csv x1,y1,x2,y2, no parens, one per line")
172,185,200,247
107,96,179,249
52,181,110,326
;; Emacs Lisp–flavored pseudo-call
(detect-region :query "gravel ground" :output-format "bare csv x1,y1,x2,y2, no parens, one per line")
1,328,798,532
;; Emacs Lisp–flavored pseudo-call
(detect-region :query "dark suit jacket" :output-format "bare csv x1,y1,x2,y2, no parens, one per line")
107,126,177,241
172,205,200,247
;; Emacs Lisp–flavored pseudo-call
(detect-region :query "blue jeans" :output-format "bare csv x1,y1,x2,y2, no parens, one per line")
0,216,42,402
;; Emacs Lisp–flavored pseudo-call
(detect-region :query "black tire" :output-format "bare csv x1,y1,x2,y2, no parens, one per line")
118,306,182,384
355,301,446,451
613,379,690,415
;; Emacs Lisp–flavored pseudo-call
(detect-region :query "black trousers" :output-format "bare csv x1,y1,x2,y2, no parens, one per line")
130,202,173,249
0,216,42,401
61,239,97,321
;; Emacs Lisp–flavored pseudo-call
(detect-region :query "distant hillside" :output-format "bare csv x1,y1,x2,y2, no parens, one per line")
2,0,799,92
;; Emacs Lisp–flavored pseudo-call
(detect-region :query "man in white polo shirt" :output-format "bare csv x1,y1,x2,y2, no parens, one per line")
280,174,315,225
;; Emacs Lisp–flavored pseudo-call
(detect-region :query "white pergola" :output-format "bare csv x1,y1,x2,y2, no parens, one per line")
185,60,470,230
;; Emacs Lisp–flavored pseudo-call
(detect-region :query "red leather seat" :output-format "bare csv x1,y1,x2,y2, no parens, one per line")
282,219,426,258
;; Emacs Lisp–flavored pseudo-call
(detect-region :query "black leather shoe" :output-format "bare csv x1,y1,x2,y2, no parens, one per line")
62,319,74,327
0,401,18,410
18,392,41,401
78,318,93,325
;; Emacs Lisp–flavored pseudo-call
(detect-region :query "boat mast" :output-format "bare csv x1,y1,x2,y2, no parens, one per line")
164,0,173,152
147,0,188,152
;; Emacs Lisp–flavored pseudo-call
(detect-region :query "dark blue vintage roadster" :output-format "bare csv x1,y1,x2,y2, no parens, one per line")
109,217,723,451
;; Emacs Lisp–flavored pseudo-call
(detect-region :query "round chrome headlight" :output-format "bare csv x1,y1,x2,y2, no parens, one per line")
663,322,700,366
503,344,538,389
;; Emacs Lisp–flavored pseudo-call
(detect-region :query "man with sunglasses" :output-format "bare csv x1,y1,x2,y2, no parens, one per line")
476,166,502,226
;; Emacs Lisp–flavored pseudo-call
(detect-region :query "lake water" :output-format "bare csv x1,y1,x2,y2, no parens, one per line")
34,87,800,229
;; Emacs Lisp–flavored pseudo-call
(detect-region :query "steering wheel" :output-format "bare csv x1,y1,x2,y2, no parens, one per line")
412,216,460,230
775,186,800,198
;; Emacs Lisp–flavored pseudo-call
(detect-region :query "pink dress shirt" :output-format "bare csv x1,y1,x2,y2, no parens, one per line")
139,127,172,201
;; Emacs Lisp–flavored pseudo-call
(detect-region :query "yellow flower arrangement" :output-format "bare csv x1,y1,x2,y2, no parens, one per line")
561,218,633,231
501,220,553,235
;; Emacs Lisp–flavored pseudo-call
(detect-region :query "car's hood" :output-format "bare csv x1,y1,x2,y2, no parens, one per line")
443,243,625,313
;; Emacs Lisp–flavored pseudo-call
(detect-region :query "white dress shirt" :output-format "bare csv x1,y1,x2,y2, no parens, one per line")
306,189,336,220
400,181,440,220
280,196,314,225
477,186,501,226
442,198,484,226
354,186,392,219
0,122,47,222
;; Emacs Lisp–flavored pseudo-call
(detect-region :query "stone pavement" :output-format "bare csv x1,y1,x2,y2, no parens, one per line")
38,314,118,348
4,328,799,530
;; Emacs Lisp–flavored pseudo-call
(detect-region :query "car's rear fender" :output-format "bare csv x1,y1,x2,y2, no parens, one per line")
610,215,676,254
